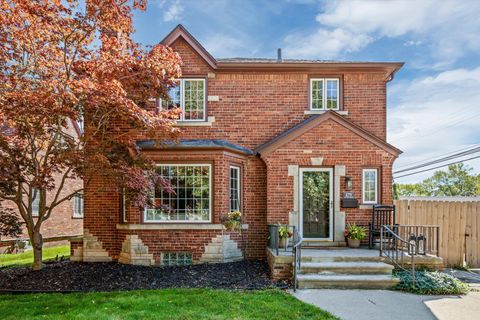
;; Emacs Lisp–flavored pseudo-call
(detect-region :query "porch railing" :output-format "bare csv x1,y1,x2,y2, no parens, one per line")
380,224,440,286
292,235,303,292
267,224,298,255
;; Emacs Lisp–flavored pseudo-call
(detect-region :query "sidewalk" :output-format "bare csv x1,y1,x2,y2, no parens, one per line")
291,289,480,320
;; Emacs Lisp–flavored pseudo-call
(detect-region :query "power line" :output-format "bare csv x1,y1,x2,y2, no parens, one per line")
394,144,479,171
393,146,480,174
393,154,480,179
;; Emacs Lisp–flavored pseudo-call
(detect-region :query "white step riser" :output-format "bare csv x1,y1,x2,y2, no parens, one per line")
298,279,399,289
300,266,393,275
301,256,384,263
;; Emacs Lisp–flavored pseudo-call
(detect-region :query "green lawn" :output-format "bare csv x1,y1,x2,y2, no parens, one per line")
0,289,337,320
0,245,70,267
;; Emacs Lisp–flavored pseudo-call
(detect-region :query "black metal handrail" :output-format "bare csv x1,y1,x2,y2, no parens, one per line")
380,225,416,285
292,235,303,292
267,224,297,255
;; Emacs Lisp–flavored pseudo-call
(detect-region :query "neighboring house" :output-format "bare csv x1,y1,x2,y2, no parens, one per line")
72,25,402,266
0,120,83,251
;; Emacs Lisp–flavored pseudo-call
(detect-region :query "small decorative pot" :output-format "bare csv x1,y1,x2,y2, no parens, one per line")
347,238,361,248
279,237,288,248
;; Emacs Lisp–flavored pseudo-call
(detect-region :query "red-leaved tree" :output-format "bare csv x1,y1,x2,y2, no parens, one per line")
0,0,182,270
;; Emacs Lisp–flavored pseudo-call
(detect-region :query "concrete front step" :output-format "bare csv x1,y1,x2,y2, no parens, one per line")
300,249,384,263
297,274,400,289
299,261,394,275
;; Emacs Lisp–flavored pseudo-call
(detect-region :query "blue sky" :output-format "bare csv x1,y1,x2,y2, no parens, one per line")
133,0,480,183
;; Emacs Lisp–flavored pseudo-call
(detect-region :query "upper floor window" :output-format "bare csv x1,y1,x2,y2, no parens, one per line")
362,169,378,204
229,166,240,212
73,192,84,218
161,79,206,121
310,78,339,110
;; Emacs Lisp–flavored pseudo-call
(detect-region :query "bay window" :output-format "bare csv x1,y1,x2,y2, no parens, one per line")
161,79,206,121
145,164,211,222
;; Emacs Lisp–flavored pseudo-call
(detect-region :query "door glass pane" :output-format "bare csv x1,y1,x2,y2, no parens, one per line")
302,171,330,238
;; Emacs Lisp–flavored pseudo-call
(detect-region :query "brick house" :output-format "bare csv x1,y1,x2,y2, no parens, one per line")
72,25,402,267
1,120,83,252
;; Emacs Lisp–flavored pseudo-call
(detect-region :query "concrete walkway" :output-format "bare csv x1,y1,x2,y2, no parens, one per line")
291,289,480,320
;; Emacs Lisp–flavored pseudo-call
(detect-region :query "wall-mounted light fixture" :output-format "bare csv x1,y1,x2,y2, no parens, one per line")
345,176,353,191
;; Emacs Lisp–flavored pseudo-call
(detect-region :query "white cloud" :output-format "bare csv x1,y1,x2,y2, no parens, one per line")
284,27,372,58
388,67,480,182
160,0,184,22
283,0,480,66
201,33,253,58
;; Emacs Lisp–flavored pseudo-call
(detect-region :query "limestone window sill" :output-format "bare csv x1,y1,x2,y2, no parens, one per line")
116,223,248,230
359,204,374,210
304,110,348,115
174,116,215,127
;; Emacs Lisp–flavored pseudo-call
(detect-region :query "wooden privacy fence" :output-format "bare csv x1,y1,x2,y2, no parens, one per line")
395,199,480,267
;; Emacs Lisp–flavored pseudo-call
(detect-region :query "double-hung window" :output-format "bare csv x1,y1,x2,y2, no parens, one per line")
229,166,241,212
145,164,211,222
73,192,84,218
161,79,206,121
310,78,339,110
362,169,378,204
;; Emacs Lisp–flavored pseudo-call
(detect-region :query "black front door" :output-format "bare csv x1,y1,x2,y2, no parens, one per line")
301,169,332,239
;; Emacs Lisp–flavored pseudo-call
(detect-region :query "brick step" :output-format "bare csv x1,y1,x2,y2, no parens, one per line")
299,261,394,275
297,274,400,289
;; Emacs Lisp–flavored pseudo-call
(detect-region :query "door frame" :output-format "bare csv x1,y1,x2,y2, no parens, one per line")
299,167,334,241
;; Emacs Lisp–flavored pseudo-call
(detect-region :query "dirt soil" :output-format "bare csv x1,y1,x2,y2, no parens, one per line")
0,260,288,292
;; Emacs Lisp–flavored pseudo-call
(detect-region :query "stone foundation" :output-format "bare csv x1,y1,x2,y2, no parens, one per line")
118,235,155,266
199,234,243,263
70,229,112,262
266,248,293,280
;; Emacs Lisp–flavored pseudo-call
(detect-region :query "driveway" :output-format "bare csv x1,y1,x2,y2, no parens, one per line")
291,289,480,320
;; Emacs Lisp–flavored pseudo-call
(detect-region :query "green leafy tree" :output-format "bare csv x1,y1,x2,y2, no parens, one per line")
395,164,480,197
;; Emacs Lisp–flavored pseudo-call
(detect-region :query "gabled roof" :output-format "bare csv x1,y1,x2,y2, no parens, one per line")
161,24,217,69
255,111,402,157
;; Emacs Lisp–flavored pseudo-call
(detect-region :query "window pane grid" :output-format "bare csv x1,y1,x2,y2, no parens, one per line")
160,79,205,121
147,164,210,222
161,252,192,266
310,78,339,110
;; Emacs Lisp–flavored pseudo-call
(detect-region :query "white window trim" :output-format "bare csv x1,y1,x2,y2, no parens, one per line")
73,193,84,218
309,78,340,111
229,166,241,212
362,168,378,204
160,79,206,122
144,163,212,223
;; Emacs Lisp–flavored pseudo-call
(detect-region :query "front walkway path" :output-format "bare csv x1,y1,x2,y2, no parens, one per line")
291,289,480,320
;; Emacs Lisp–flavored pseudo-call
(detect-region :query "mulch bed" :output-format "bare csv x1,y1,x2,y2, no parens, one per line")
0,260,288,292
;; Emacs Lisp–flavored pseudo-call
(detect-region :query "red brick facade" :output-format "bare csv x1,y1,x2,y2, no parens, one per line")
82,25,401,264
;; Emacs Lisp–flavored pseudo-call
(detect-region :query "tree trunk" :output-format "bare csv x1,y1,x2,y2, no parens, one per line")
31,231,43,271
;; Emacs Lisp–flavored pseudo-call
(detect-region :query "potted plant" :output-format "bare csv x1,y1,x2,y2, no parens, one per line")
278,225,293,248
344,223,367,248
220,211,242,232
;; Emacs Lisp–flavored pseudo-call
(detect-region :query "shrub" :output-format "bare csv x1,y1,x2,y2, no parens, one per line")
394,270,469,295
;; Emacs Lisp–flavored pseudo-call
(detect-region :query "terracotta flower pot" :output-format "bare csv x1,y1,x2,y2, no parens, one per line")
279,237,288,248
347,238,361,248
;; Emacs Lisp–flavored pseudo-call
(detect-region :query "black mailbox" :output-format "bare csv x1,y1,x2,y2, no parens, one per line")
341,198,359,208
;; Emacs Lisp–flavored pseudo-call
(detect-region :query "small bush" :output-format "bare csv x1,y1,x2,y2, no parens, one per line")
394,270,469,295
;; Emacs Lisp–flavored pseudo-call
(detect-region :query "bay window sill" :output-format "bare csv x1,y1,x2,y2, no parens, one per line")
116,223,248,230
304,110,348,115
174,116,215,127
